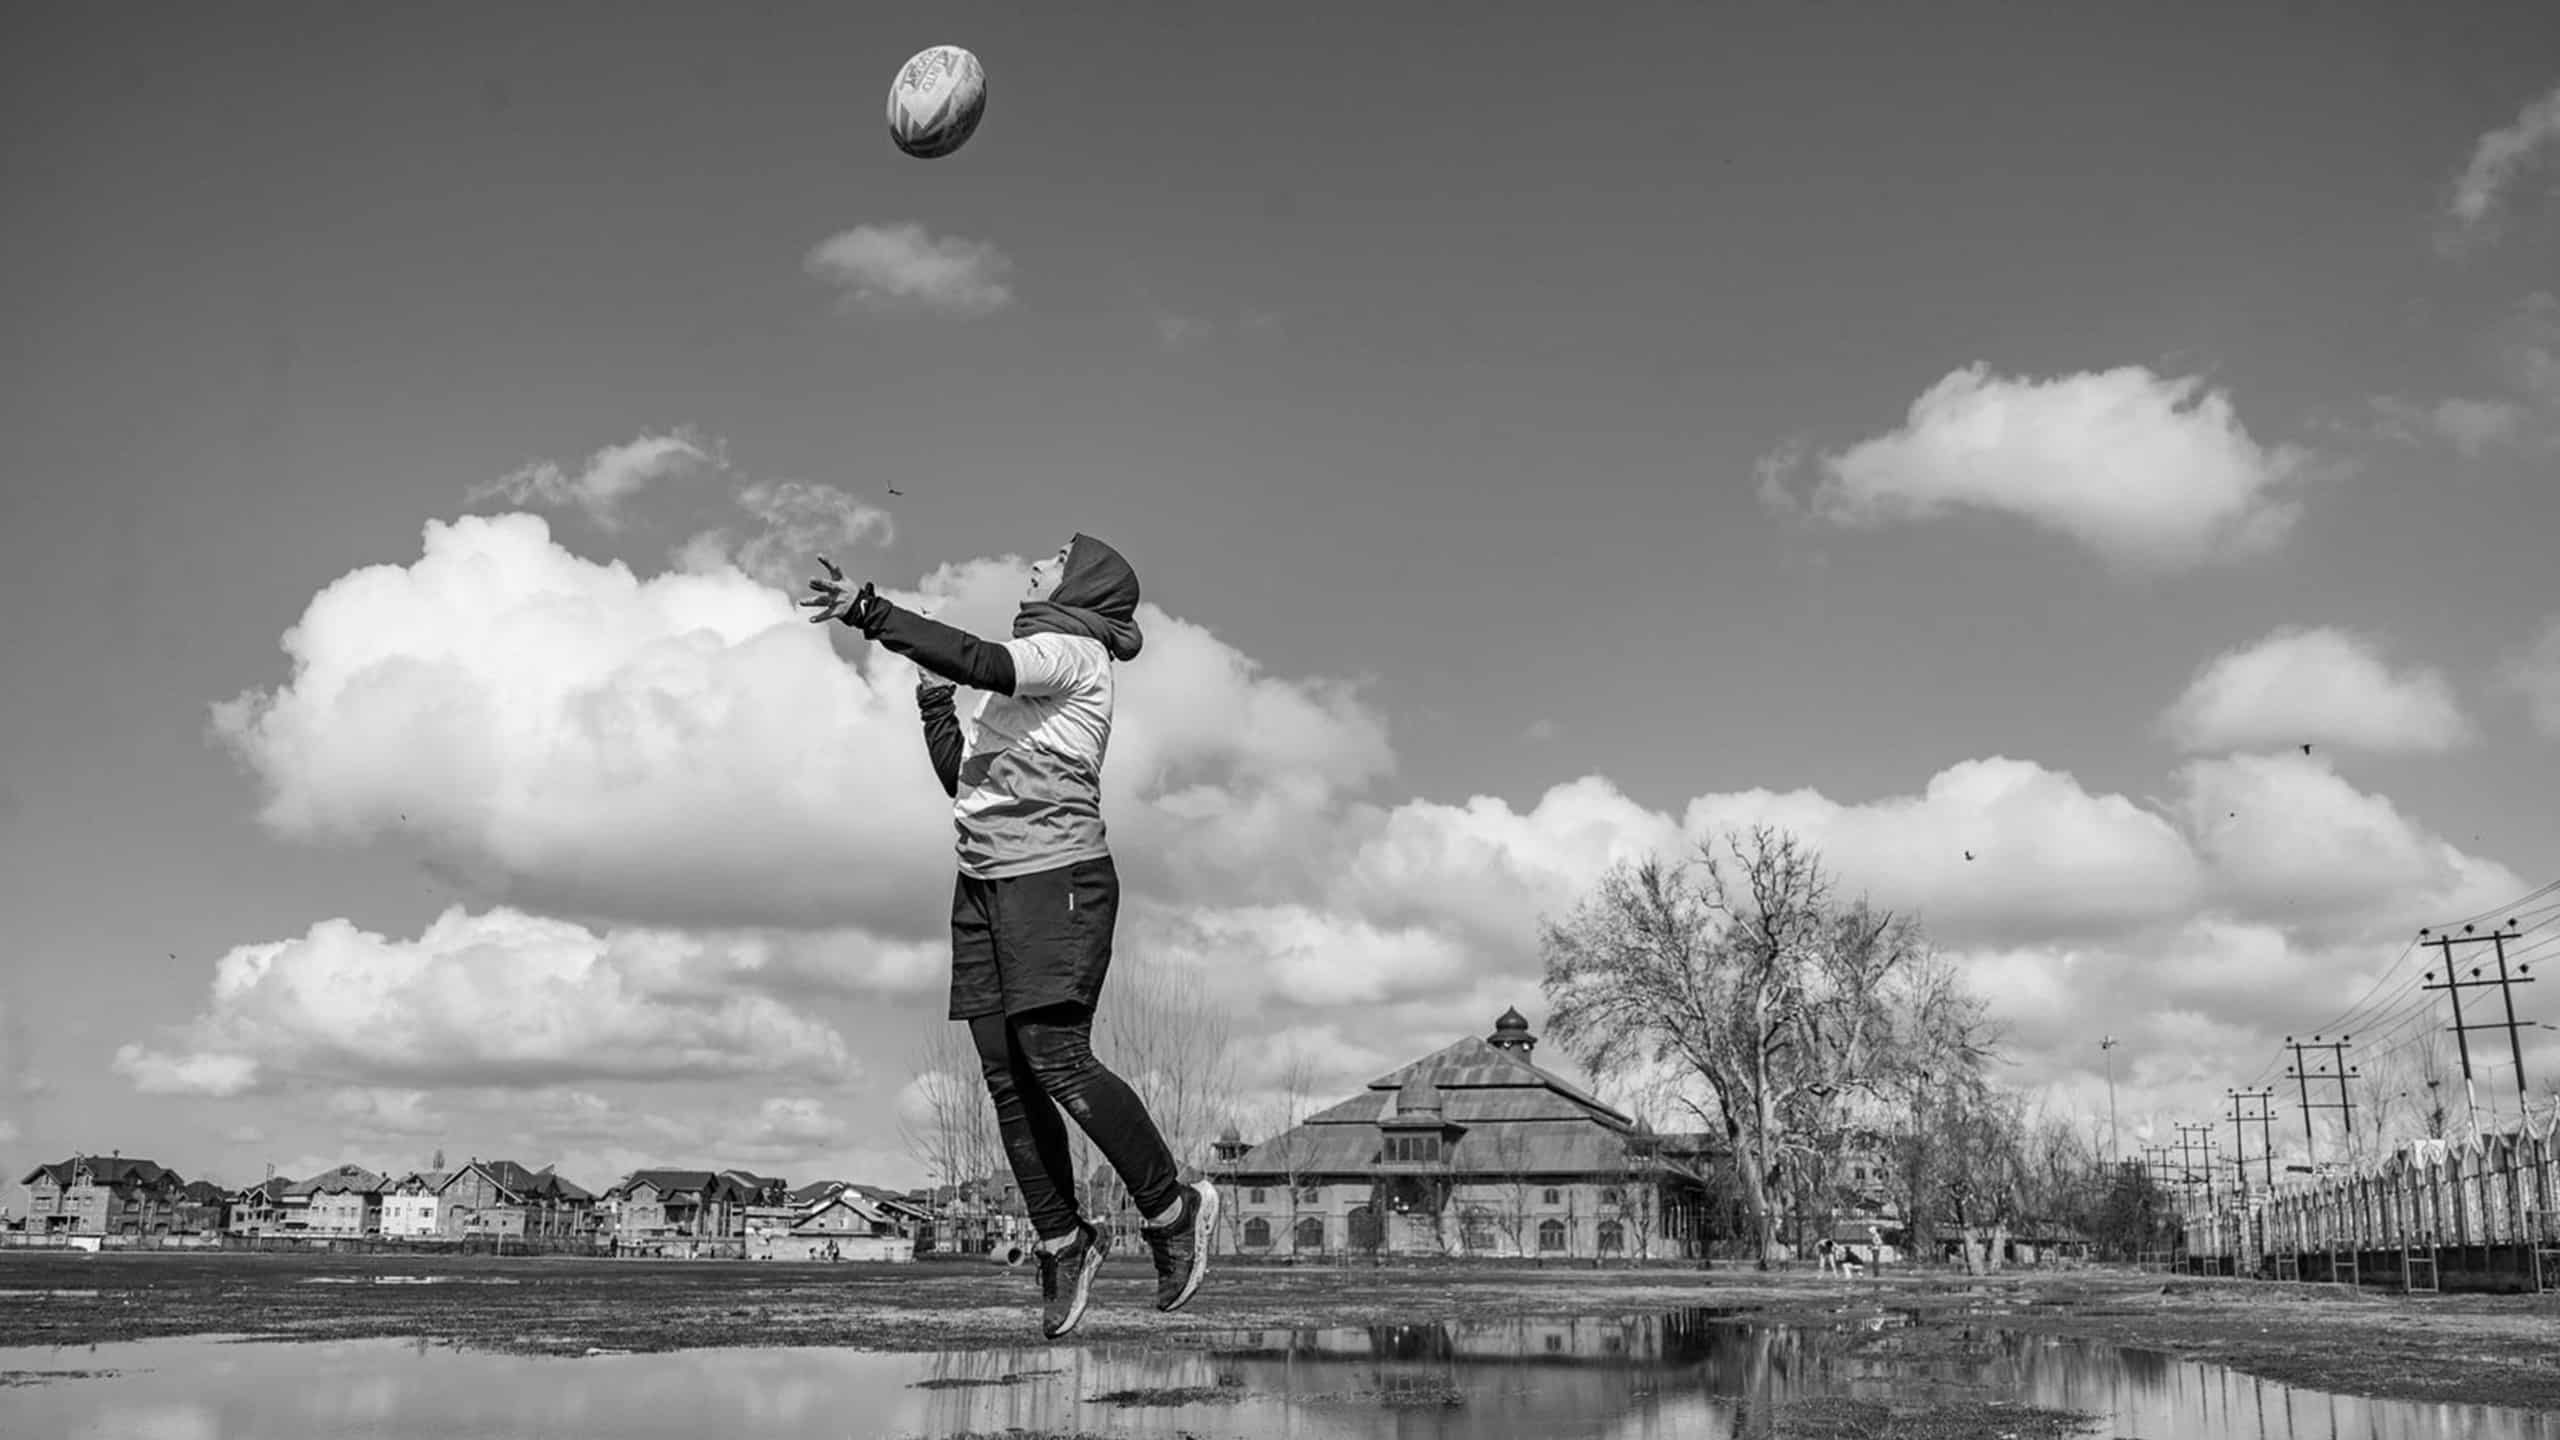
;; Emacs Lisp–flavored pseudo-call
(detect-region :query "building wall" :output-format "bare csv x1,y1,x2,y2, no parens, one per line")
1221,1177,1673,1259
749,1232,912,1262
381,1193,440,1237
306,1192,377,1237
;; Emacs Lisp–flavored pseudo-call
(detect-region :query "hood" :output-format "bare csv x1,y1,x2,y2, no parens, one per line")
1013,532,1143,661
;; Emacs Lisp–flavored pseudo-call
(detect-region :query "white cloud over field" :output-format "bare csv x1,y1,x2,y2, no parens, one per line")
1761,363,2313,574
2160,625,2474,755
805,222,1015,316
154,507,2538,1182
467,431,721,530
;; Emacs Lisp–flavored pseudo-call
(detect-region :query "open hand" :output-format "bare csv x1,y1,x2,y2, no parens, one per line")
800,556,876,627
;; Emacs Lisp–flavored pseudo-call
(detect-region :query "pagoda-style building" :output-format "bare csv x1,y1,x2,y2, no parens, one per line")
1209,1007,1722,1260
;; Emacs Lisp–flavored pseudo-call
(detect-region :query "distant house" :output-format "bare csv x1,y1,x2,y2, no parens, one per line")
1211,1008,1722,1261
922,1175,1030,1256
436,1159,598,1239
746,1189,916,1262
824,1182,933,1238
228,1177,292,1236
174,1180,230,1235
18,1155,189,1237
379,1171,450,1238
603,1170,768,1250
291,1165,386,1237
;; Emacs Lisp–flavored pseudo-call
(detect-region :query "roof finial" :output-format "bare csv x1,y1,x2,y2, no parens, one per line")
1487,1006,1535,1053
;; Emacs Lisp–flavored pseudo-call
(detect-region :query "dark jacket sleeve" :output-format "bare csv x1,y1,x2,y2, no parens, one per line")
916,684,964,798
855,601,1017,695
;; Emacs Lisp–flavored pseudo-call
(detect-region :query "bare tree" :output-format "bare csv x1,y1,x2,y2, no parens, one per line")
1048,949,1244,1238
899,1021,1002,1248
1541,826,1930,1268
1094,950,1240,1182
1245,1045,1322,1257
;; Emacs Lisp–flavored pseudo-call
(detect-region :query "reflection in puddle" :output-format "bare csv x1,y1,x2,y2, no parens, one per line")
0,1310,2549,1439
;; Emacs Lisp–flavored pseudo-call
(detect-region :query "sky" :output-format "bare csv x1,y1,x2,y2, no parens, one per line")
4,1,2559,1199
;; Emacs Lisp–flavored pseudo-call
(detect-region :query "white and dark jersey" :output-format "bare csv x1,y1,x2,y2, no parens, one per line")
952,632,1115,879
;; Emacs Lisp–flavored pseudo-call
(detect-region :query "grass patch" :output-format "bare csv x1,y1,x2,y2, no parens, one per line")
1083,1374,1246,1407
0,1370,119,1388
908,1367,1064,1391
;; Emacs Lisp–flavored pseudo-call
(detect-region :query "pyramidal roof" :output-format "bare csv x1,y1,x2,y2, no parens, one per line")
1227,1011,1700,1183
1359,1034,1632,1127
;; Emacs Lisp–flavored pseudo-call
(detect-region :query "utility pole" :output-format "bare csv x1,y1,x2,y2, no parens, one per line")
2175,1123,2217,1207
2282,1035,2357,1171
2100,1036,2122,1167
2421,922,2534,1134
2226,1087,2277,1193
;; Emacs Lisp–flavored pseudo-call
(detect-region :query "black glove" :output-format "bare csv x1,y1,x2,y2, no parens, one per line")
801,557,890,636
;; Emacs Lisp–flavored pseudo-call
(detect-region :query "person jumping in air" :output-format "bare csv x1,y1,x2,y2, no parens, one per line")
802,536,1218,1340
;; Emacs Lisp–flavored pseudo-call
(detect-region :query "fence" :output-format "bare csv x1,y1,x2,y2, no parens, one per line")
2175,1122,2560,1291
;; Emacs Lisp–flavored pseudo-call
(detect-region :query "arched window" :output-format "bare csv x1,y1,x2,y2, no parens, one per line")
1243,1217,1271,1248
1598,1220,1624,1252
1294,1216,1325,1250
1538,1218,1567,1251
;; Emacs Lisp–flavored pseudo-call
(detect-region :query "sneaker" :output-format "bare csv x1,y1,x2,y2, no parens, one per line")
1140,1179,1219,1313
1035,1220,1106,1339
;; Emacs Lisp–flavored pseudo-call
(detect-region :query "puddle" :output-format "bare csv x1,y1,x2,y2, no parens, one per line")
0,1309,2549,1438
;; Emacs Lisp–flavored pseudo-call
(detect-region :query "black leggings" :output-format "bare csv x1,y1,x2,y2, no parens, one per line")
969,1003,1183,1241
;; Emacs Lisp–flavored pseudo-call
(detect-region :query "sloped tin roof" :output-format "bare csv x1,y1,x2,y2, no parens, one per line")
1231,1032,1705,1183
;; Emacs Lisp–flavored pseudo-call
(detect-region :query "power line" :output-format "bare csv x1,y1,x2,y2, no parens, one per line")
2421,920,2536,1131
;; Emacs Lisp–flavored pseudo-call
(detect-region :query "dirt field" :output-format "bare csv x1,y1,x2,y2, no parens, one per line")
2,1251,2553,1416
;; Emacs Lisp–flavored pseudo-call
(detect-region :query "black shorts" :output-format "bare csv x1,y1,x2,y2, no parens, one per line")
948,855,1119,1021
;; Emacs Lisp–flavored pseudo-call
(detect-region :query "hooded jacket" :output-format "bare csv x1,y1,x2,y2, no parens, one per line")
859,535,1143,879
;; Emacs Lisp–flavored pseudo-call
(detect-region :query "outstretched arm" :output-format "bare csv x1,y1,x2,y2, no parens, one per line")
916,681,964,797
860,601,1018,696
800,560,1018,695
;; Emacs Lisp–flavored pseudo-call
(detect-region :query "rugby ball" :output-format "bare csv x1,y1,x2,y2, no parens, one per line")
887,44,988,160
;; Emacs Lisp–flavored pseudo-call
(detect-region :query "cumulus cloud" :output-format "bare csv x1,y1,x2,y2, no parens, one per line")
2443,81,2560,248
112,906,857,1098
207,513,1397,935
2160,626,2474,755
183,500,2543,1183
1683,759,2204,945
2500,615,2560,738
468,430,719,529
675,480,895,591
1762,364,2312,573
805,223,1014,316
2169,752,2518,940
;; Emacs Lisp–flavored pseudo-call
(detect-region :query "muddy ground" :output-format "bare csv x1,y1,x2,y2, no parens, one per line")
1,1251,2552,1417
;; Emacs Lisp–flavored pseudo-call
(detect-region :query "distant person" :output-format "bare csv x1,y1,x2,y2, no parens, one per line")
804,536,1218,1339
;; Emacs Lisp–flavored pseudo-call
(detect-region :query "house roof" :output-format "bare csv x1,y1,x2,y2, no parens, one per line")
611,1169,748,1199
436,1159,593,1202
288,1165,384,1197
19,1156,178,1189
385,1170,451,1193
794,1191,890,1228
1226,1011,1709,1185
847,1184,932,1215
